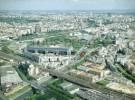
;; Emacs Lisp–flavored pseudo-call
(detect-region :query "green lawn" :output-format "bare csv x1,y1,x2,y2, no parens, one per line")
96,80,110,86
7,85,32,100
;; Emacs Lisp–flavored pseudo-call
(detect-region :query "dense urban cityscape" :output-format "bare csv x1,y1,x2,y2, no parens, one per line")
0,6,135,100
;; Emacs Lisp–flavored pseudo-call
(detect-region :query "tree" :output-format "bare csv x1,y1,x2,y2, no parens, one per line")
1,46,14,54
0,69,1,91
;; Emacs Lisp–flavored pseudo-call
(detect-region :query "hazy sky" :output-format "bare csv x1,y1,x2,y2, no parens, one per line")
0,0,135,10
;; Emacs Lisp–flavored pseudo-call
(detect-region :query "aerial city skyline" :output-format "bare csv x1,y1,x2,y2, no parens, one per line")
0,0,135,100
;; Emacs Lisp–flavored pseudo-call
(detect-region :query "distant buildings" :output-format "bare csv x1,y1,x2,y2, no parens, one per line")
1,64,23,92
35,24,41,33
23,47,73,62
69,69,99,83
28,64,39,76
22,45,74,70
25,46,74,55
23,51,71,69
128,40,135,51
69,61,110,83
36,72,50,84
27,64,51,84
0,11,135,99
59,81,79,94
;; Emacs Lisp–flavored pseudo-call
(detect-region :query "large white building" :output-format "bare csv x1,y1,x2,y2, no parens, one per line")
1,65,23,88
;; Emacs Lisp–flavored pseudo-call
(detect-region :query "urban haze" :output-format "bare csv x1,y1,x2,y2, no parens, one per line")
0,0,135,100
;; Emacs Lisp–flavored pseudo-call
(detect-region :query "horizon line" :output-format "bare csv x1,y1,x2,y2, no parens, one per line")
0,9,135,11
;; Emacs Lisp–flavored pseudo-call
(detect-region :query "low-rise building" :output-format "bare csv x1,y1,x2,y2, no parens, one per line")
69,69,99,83
59,81,79,94
36,72,50,84
77,66,90,72
82,61,105,70
1,65,23,92
88,67,104,78
82,61,110,78
59,81,73,90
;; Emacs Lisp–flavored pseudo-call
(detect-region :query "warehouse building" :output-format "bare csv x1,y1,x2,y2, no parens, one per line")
25,46,74,55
